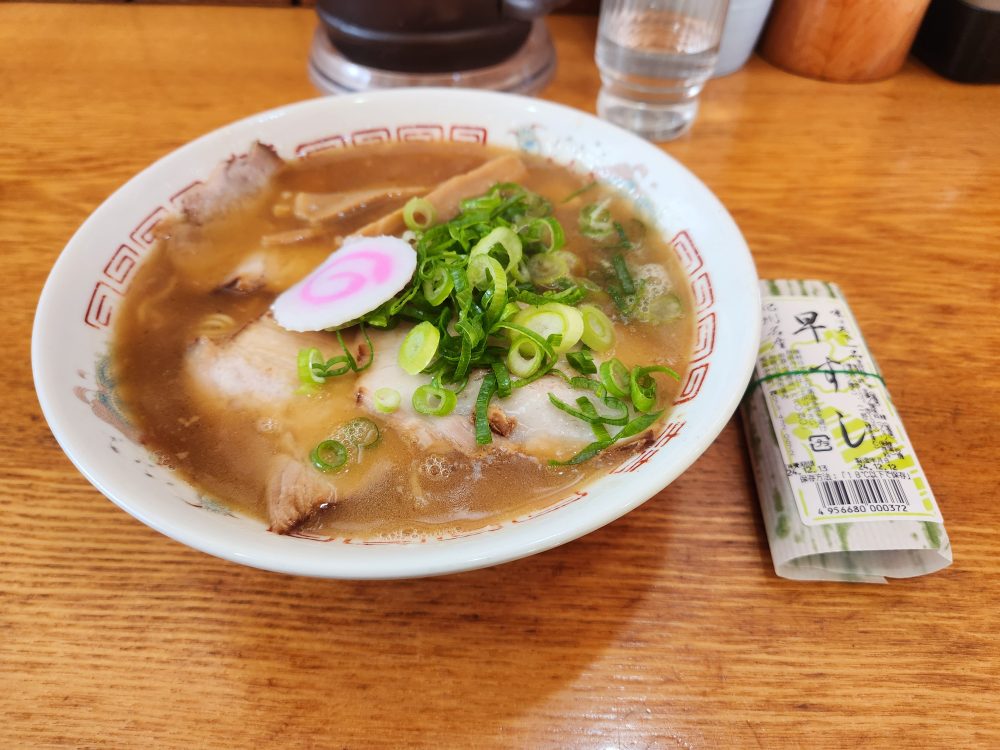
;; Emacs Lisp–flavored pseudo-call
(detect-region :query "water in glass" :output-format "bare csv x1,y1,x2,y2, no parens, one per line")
596,0,729,140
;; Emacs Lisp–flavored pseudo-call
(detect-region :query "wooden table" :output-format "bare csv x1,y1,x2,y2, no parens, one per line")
3,4,998,748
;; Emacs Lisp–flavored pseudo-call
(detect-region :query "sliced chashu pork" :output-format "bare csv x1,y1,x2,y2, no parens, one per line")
217,154,528,296
185,315,387,533
354,327,479,453
180,142,284,225
158,143,286,287
354,326,646,463
186,314,335,408
185,314,653,531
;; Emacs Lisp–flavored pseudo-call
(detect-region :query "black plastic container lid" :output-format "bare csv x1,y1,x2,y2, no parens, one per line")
913,0,1000,83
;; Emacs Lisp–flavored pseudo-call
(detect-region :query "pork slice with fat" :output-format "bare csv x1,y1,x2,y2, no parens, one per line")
266,454,338,534
210,153,530,322
185,314,334,409
185,314,385,533
213,154,526,296
265,452,396,534
355,325,648,463
179,142,285,225
355,327,479,453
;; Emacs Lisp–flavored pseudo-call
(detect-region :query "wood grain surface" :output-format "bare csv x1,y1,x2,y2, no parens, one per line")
2,4,998,748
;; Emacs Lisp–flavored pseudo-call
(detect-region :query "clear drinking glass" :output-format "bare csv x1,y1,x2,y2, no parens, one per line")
596,0,730,140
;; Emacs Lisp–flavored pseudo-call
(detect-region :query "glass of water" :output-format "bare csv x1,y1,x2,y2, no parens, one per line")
596,0,730,140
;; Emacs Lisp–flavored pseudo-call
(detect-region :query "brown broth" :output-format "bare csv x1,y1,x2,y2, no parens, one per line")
114,142,693,538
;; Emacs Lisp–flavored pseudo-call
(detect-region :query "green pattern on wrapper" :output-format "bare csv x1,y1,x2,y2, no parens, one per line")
741,280,952,583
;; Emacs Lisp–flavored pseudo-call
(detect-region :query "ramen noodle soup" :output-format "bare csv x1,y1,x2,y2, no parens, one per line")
114,141,693,539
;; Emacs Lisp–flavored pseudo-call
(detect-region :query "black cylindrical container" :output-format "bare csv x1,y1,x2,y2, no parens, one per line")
912,0,1000,83
317,0,565,73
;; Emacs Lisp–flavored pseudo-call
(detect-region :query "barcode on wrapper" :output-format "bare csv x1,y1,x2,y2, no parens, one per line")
754,288,943,527
816,477,908,508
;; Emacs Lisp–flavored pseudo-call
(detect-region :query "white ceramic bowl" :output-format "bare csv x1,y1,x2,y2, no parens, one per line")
32,90,759,579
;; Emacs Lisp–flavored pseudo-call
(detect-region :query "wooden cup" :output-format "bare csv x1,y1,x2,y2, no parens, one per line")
760,0,932,82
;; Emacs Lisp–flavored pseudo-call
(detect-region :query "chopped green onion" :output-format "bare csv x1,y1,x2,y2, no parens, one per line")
399,321,440,375
630,365,680,412
628,364,682,413
474,373,498,445
547,367,571,385
403,197,436,231
606,284,630,316
561,181,598,203
547,393,629,427
515,283,585,307
612,222,631,250
605,218,645,251
550,439,607,466
568,374,605,397
547,393,597,423
549,409,663,466
566,349,597,375
322,356,353,378
466,254,499,289
491,361,512,398
500,301,521,322
596,395,630,425
599,358,630,398
526,251,570,286
422,265,453,306
513,303,584,354
297,347,327,385
466,254,508,325
310,440,348,473
611,253,635,295
615,408,663,441
449,266,472,314
506,337,543,378
579,198,614,240
577,396,611,442
470,226,522,277
579,305,615,352
309,179,681,466
374,387,401,414
522,217,566,253
495,321,559,387
296,326,374,388
351,326,375,372
333,328,366,374
453,315,485,379
412,384,458,416
513,259,531,283
640,292,683,323
639,364,681,381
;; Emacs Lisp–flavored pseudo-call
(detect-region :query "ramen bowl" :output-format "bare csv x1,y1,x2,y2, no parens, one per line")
32,90,758,578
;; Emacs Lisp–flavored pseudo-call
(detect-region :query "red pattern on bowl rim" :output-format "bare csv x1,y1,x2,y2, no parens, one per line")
35,91,757,577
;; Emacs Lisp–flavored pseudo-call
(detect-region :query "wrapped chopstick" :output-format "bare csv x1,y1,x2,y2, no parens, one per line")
741,280,951,583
